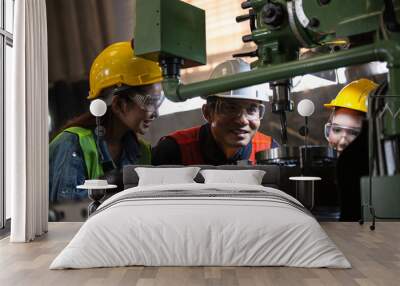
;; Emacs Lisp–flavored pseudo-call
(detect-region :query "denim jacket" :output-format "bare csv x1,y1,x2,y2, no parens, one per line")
49,130,144,202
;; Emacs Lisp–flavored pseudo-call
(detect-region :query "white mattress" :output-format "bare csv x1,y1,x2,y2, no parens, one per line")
50,183,351,269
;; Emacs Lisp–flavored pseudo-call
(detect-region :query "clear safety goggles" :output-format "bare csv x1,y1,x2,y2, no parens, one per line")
324,123,361,141
128,91,165,113
216,100,265,120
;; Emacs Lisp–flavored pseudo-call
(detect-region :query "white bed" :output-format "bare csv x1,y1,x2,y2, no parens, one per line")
50,183,351,269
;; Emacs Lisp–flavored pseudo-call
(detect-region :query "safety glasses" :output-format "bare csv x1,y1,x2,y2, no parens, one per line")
128,91,165,113
216,100,265,120
324,123,361,141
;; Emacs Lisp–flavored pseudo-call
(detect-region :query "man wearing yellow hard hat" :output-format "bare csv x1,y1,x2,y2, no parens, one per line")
49,41,164,202
324,78,378,155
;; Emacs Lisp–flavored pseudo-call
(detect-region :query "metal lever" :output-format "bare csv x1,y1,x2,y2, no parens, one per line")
232,50,258,58
236,9,256,31
236,14,251,23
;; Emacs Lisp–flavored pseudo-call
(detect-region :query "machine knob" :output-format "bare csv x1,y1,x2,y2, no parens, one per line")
241,1,252,9
309,17,320,28
242,34,253,43
297,99,315,117
90,99,107,117
262,2,284,27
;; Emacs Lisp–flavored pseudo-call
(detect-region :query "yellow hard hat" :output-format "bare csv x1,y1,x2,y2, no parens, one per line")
88,41,163,99
324,79,378,113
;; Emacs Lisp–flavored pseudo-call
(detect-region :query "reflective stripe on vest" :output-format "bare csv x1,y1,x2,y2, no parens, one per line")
169,126,272,165
168,126,204,165
54,127,152,179
64,127,104,179
137,138,152,165
249,132,273,163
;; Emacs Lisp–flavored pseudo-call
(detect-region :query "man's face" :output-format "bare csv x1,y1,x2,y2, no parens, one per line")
326,108,363,154
203,98,264,148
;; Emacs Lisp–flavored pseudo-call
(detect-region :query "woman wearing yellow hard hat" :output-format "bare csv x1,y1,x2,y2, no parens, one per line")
49,41,164,202
324,78,378,155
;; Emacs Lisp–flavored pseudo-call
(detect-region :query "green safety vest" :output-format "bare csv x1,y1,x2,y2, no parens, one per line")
52,127,151,179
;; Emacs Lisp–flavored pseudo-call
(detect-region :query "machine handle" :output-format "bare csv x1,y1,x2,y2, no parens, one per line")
232,50,258,58
236,14,251,23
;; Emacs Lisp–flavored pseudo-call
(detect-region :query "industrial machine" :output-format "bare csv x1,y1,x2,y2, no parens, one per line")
134,0,400,227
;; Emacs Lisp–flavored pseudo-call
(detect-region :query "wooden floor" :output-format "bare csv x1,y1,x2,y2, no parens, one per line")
1,222,400,286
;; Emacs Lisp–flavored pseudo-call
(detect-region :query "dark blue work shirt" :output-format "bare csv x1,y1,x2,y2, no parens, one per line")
49,130,141,202
152,123,279,165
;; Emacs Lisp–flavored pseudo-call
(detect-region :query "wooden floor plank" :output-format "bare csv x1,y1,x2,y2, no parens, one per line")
0,222,400,286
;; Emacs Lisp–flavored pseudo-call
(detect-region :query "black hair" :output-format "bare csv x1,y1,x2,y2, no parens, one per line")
206,96,218,105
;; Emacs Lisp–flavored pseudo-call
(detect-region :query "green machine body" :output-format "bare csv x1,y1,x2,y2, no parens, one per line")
134,0,206,69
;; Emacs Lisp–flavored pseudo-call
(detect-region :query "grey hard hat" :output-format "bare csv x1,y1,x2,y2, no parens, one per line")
206,58,269,102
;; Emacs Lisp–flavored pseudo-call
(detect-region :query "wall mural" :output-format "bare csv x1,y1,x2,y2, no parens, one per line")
47,0,387,222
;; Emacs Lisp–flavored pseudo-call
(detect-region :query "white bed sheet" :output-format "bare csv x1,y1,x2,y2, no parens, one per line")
50,183,351,269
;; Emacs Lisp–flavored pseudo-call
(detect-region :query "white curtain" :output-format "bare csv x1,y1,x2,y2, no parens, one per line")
7,0,48,242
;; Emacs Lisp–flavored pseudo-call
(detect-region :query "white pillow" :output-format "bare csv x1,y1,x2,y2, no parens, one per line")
200,169,266,185
135,167,201,186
